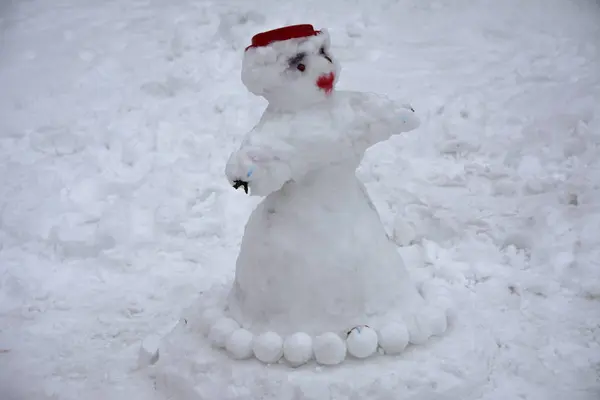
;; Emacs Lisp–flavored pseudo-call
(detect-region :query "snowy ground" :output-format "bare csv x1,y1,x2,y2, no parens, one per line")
1,0,599,399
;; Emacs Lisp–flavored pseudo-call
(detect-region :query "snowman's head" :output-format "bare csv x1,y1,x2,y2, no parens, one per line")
241,24,341,111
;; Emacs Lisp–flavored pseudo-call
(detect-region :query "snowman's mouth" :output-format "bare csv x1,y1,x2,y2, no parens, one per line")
316,72,335,94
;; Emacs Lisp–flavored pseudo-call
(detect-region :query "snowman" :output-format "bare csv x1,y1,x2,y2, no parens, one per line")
207,24,449,366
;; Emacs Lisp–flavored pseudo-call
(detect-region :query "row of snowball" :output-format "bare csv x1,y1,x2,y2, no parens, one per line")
200,308,448,366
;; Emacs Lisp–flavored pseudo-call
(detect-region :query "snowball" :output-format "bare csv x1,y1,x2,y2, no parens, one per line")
283,332,313,367
314,332,346,365
253,331,283,364
377,322,409,354
225,328,254,359
208,317,240,348
405,313,432,345
346,326,378,359
199,308,222,335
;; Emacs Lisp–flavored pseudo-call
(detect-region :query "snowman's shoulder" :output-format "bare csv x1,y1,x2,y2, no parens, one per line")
256,111,294,131
242,110,300,147
334,90,395,110
331,90,366,108
323,91,393,128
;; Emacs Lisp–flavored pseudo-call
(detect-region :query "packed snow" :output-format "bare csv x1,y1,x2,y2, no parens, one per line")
1,0,599,399
282,332,313,366
345,326,379,358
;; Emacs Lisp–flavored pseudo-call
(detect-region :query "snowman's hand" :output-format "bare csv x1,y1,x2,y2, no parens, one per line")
225,147,292,196
347,92,420,151
232,179,249,194
225,150,256,195
401,103,415,113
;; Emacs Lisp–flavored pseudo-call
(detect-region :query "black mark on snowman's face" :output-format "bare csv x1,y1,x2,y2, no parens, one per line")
288,52,306,72
319,46,332,63
288,45,333,73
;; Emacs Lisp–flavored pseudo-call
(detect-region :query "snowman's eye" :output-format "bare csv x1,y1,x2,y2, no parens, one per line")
319,46,332,63
288,53,306,70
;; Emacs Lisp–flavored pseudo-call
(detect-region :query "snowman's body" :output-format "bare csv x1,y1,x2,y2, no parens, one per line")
226,91,426,337
211,25,448,363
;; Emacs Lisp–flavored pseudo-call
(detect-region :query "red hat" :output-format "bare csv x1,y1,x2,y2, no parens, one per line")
245,24,321,51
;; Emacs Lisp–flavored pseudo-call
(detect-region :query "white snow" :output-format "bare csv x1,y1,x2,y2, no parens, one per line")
1,0,599,399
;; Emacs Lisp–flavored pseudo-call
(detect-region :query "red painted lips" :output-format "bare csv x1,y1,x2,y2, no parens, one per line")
316,72,335,94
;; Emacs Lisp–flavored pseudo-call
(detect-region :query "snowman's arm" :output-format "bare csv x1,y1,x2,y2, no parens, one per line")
225,142,294,197
225,93,420,196
347,91,420,150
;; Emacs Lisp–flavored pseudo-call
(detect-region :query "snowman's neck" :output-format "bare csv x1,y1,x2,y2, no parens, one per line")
266,90,334,112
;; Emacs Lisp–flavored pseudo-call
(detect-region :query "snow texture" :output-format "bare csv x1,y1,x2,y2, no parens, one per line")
1,0,600,399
